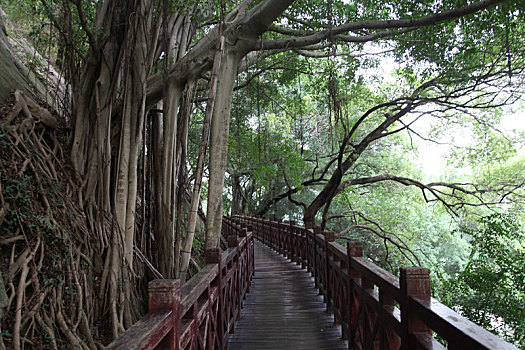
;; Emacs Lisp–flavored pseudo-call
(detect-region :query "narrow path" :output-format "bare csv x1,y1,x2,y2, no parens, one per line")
228,240,348,350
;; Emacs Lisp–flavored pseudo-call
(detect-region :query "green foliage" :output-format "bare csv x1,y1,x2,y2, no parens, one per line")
438,214,525,348
1,0,96,81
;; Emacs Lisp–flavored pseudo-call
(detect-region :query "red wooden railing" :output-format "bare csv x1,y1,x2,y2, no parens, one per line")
106,216,254,350
239,215,518,350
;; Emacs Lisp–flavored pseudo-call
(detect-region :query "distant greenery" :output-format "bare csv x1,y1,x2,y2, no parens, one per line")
438,214,525,348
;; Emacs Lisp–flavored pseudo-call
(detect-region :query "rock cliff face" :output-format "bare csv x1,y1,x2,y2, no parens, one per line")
0,9,61,106
0,12,32,103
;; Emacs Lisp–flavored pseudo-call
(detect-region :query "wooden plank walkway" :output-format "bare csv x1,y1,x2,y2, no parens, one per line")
228,240,348,350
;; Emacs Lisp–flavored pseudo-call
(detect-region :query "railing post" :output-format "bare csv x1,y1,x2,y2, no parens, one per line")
313,226,323,289
239,227,247,238
276,219,282,252
300,226,307,269
148,279,181,350
361,274,375,349
228,231,238,248
239,226,249,295
305,222,314,273
380,290,401,349
324,231,335,311
205,248,224,349
264,218,270,245
247,225,254,280
285,221,288,255
400,267,431,350
270,218,276,248
230,229,242,327
289,221,296,262
347,241,362,344
275,219,282,254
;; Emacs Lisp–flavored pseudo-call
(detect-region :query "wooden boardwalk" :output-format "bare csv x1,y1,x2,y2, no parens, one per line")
228,240,348,350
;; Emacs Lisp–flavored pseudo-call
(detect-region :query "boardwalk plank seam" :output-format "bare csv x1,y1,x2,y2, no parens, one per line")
228,240,348,350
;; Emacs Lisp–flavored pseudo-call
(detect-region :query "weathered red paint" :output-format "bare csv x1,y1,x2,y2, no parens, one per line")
105,217,254,350
243,215,518,350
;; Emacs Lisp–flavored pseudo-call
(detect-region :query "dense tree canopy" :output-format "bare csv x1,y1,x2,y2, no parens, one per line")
0,0,524,348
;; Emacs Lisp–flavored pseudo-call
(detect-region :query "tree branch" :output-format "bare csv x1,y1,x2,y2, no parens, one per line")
255,0,504,50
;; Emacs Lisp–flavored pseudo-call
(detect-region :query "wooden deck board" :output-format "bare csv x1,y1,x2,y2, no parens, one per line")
227,240,348,350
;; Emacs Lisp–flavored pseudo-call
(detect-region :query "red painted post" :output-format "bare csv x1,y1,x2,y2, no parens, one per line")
313,226,323,289
246,225,254,280
228,233,238,248
347,241,362,345
232,231,241,326
239,227,247,238
400,267,431,350
268,219,273,249
277,219,283,254
148,279,181,350
347,241,363,262
300,227,307,269
305,222,314,273
361,275,375,349
265,218,270,245
205,248,224,349
239,227,249,294
380,290,401,349
270,219,275,250
205,248,221,264
324,231,335,310
289,220,296,263
268,219,273,248
260,218,264,242
259,217,263,241
275,219,282,251
284,221,290,256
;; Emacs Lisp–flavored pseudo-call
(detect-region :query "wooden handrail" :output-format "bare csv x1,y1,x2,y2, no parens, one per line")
106,217,254,350
240,214,518,350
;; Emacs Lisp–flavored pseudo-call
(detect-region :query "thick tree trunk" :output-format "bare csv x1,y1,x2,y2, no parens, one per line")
304,167,342,225
180,37,224,280
205,47,243,250
110,0,152,334
68,0,159,337
203,0,295,250
154,82,182,278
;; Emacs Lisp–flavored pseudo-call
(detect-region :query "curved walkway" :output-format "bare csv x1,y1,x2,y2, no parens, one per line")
228,240,348,350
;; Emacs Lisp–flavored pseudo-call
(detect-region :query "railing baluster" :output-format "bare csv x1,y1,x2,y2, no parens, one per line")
380,291,400,349
400,267,431,350
324,231,335,311
205,248,223,349
347,241,362,345
305,222,314,273
313,226,322,289
148,280,181,350
289,220,296,262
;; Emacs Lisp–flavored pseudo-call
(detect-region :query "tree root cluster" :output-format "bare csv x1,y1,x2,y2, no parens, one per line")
0,91,102,349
